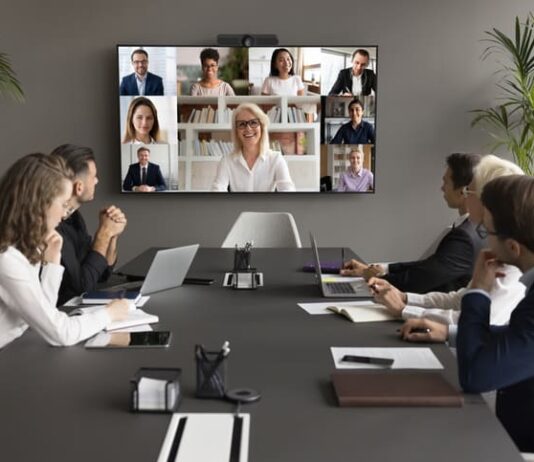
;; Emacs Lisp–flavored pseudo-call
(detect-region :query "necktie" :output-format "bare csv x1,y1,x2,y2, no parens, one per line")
141,167,147,185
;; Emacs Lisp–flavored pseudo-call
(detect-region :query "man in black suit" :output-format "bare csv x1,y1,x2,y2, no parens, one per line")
341,153,484,293
119,49,164,96
457,175,534,452
51,144,127,304
328,49,377,96
123,146,167,192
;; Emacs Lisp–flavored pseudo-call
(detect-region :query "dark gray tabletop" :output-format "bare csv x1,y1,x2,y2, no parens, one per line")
0,248,523,461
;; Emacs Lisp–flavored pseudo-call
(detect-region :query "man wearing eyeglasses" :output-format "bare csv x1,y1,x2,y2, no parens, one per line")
120,49,164,96
457,175,534,452
342,153,484,293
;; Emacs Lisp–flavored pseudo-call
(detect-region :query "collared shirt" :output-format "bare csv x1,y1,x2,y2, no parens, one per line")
0,246,110,348
136,74,146,96
330,121,375,145
337,168,374,192
351,74,362,95
211,150,296,192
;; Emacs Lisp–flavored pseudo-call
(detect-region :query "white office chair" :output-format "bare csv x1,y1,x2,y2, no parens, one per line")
221,212,302,248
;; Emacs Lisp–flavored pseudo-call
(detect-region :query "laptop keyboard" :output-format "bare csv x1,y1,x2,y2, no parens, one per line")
325,282,357,294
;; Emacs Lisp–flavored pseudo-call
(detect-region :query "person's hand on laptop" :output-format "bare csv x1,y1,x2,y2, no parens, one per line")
398,318,448,343
367,277,407,317
340,258,368,277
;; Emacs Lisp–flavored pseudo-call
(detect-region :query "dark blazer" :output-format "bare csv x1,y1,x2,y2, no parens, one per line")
328,68,377,96
384,218,484,293
56,211,112,305
122,162,167,191
457,285,534,452
119,72,164,96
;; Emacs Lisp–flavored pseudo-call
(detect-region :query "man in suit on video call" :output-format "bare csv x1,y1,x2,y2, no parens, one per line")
328,48,377,97
457,175,534,453
341,153,484,293
119,49,164,96
51,144,127,305
123,146,167,192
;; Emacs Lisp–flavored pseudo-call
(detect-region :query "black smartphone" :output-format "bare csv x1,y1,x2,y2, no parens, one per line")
183,277,215,285
86,331,172,348
341,354,394,367
409,327,431,334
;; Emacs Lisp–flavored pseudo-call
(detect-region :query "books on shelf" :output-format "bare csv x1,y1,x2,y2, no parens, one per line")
182,106,234,124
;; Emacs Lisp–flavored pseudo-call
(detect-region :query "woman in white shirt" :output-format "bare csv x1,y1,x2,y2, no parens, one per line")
369,154,525,344
0,154,128,349
261,48,305,96
122,96,162,144
211,103,295,192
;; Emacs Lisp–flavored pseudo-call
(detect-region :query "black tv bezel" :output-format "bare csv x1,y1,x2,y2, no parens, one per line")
116,44,378,195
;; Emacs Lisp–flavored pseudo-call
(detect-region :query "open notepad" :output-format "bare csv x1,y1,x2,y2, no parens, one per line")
70,305,159,331
326,303,396,322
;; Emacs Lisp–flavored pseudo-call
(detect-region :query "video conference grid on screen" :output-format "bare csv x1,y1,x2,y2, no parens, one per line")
117,45,377,193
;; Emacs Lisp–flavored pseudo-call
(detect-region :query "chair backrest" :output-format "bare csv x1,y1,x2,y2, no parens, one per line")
221,212,302,248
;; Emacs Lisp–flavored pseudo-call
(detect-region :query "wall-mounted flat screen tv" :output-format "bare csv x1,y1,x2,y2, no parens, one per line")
117,45,377,193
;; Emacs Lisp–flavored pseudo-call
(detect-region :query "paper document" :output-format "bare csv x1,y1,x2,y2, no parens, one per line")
157,413,250,462
298,301,393,321
69,305,158,331
331,347,443,369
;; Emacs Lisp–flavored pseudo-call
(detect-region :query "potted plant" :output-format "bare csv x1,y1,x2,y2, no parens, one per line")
0,52,24,102
471,13,534,175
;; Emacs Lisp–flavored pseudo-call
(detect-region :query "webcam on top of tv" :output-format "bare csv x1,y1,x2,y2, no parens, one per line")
217,34,279,47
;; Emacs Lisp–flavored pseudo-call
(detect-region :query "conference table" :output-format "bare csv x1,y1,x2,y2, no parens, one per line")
0,248,524,461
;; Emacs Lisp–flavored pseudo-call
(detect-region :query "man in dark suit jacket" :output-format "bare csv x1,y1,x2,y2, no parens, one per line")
123,146,167,192
328,49,377,96
341,153,483,293
51,144,127,304
457,175,534,452
120,49,164,96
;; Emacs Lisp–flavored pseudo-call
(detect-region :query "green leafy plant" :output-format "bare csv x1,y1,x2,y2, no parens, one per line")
0,52,24,102
471,13,534,175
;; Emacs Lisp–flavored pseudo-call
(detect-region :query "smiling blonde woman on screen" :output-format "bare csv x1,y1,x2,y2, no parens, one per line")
0,154,129,349
211,103,296,192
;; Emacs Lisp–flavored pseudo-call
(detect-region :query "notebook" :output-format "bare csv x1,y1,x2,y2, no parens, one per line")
331,371,463,407
309,232,372,298
110,245,199,295
81,290,142,304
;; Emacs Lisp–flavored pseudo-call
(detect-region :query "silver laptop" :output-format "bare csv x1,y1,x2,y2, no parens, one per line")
310,233,371,298
111,245,199,295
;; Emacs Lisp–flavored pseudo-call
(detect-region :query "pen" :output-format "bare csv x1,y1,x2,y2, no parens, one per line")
341,247,345,270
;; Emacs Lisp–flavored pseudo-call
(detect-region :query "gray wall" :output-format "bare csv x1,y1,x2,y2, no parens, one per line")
1,0,531,265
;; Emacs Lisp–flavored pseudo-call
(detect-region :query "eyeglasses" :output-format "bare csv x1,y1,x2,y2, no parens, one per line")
236,119,261,130
461,186,477,198
132,60,148,65
476,223,503,240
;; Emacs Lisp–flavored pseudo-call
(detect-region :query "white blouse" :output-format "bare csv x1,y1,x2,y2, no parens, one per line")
211,150,295,192
0,246,110,348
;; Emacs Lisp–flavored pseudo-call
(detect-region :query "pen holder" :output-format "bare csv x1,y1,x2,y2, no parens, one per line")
196,351,227,399
234,248,251,271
